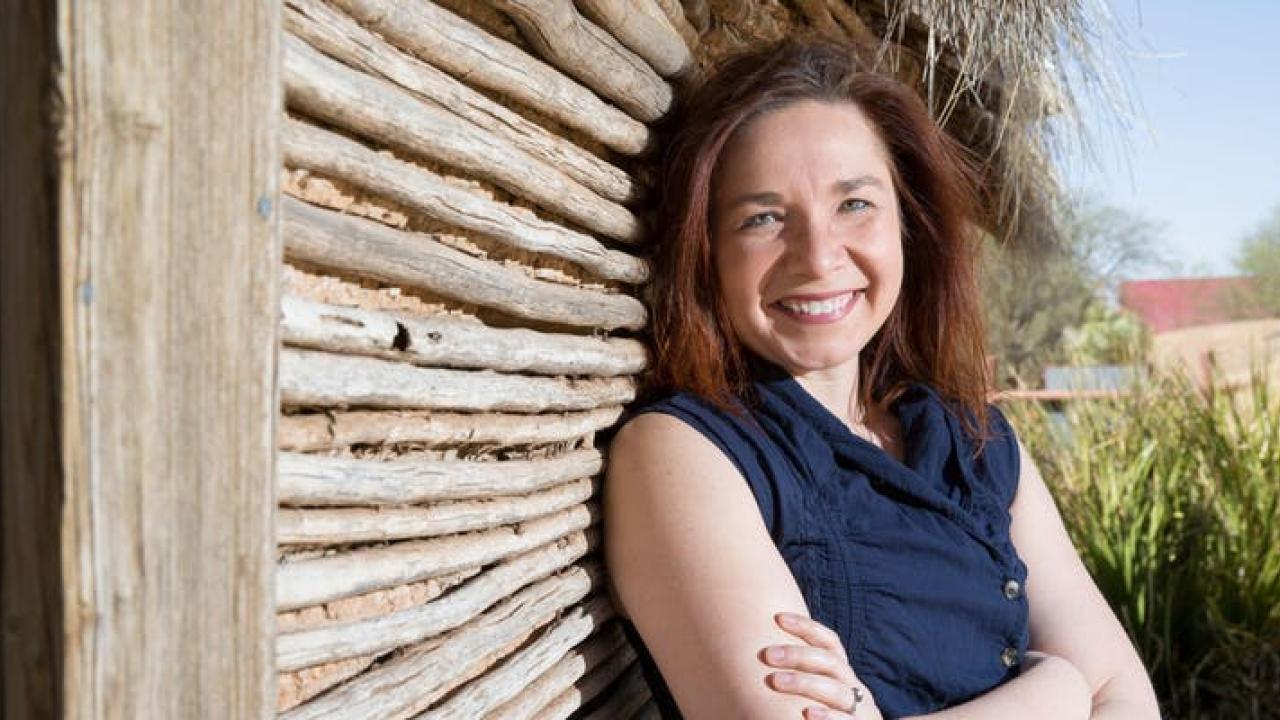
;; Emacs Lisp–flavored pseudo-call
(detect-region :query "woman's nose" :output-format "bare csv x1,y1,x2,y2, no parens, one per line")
789,214,848,276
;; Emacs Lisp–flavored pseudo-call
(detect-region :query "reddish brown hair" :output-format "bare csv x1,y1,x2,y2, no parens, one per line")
644,35,992,436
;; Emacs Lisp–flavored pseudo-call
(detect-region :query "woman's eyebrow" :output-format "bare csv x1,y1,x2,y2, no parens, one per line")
724,176,886,209
833,175,884,193
725,190,784,209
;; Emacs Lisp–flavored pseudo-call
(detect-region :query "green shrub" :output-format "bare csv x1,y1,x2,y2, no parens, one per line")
1004,369,1280,718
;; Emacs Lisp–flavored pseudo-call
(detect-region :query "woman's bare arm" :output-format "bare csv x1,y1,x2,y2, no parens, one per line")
901,651,1091,719
604,412,873,719
1008,441,1161,719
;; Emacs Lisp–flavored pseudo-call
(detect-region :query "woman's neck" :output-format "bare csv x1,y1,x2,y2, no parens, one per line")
790,357,903,459
791,360,865,428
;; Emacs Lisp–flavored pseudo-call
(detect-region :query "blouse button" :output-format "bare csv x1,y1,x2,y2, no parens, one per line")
1000,646,1019,668
1002,578,1022,600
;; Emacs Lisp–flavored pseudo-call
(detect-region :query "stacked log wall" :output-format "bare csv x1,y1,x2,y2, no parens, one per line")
273,0,686,715
271,1,981,715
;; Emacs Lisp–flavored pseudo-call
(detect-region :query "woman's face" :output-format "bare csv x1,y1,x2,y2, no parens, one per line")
710,100,904,376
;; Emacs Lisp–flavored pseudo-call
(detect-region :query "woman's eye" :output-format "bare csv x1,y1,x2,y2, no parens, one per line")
840,198,872,213
741,211,782,229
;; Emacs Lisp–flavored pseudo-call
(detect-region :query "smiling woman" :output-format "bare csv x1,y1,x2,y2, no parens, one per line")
603,36,1161,720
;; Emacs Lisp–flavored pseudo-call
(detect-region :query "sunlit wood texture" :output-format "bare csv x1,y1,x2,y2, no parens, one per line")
274,0,664,713
1,0,281,717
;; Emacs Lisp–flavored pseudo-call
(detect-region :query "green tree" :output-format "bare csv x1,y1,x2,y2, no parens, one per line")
1235,203,1280,315
1062,303,1152,366
981,196,1166,387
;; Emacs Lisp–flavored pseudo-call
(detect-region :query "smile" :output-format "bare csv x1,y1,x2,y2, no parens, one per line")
772,290,861,324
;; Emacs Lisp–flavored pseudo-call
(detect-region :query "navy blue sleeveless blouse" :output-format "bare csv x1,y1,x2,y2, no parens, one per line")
617,361,1030,719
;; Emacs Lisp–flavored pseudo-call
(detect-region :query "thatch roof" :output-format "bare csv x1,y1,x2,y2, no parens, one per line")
685,0,1126,248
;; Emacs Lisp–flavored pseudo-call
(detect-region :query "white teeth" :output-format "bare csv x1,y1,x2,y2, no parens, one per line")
779,292,853,315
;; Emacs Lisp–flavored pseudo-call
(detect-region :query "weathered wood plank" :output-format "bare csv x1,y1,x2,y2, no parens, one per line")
284,122,648,283
277,477,597,545
493,0,672,121
282,121,647,282
481,623,632,720
279,349,636,413
277,529,598,670
282,197,647,331
280,296,647,377
277,407,623,452
284,32,642,242
654,0,704,48
277,445,603,506
528,651,642,719
279,562,604,719
572,0,693,77
284,0,636,204
276,503,598,610
417,594,617,719
332,0,650,155
18,1,281,718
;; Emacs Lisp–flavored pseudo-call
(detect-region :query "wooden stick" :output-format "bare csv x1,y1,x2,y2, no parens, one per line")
276,503,597,610
489,0,671,122
277,407,624,453
278,444,603,507
277,529,598,670
283,34,640,242
277,567,481,634
482,623,633,720
278,477,597,545
283,0,636,205
282,197,647,331
279,349,636,413
283,121,647,284
573,0,692,78
276,653,377,713
529,653,642,720
280,296,647,377
278,561,603,719
416,594,616,720
656,0,704,46
330,0,649,155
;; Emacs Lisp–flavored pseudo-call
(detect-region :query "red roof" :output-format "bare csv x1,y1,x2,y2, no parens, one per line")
1118,277,1268,333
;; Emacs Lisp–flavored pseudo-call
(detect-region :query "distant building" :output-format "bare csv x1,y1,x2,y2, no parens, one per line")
1118,276,1268,333
1117,276,1278,389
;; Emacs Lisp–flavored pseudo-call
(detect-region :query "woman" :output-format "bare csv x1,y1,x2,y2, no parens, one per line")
601,37,1160,719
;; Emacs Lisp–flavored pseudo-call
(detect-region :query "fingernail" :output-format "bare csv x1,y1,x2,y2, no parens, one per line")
807,708,829,720
773,672,794,687
767,647,786,662
777,613,796,625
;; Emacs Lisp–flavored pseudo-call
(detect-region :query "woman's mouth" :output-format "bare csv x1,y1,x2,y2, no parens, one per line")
771,290,861,324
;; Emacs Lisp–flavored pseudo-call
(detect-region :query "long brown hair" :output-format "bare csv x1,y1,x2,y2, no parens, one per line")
645,35,992,437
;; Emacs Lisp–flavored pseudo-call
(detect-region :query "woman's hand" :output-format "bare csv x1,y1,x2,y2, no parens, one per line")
762,612,884,720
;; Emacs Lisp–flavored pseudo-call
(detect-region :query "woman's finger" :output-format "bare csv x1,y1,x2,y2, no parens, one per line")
761,644,855,684
775,612,846,654
767,671,863,715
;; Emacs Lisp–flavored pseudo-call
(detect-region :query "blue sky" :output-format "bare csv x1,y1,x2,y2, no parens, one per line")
1061,0,1280,279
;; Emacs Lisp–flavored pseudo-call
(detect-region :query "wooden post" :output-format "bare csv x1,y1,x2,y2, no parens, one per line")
2,1,281,718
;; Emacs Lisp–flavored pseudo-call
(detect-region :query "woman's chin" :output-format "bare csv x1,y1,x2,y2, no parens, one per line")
765,345,863,375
